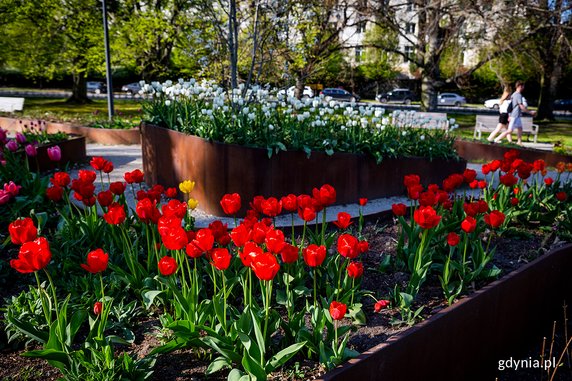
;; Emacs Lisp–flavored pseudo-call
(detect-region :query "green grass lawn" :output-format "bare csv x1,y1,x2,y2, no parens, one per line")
12,98,144,125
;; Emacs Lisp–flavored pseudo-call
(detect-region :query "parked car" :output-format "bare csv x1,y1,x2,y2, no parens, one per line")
121,82,142,94
437,92,466,107
87,81,107,94
484,98,501,109
376,89,416,104
554,99,572,112
320,88,360,102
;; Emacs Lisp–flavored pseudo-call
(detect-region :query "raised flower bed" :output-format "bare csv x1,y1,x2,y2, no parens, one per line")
0,117,141,145
141,122,467,216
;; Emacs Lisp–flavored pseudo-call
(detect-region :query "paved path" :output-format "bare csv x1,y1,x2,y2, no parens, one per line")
78,144,569,228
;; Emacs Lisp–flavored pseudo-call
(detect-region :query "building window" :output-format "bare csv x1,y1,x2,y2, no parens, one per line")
405,23,415,34
355,47,363,63
356,20,367,34
404,45,414,62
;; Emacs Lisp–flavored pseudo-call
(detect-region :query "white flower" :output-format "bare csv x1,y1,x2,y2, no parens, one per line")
420,135,425,141
402,131,407,136
269,124,274,130
165,100,171,106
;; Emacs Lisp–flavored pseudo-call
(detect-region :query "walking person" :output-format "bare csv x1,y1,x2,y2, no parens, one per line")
487,85,512,143
494,81,536,145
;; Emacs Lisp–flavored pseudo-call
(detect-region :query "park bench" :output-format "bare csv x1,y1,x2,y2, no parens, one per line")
0,97,25,112
474,114,539,143
391,111,449,130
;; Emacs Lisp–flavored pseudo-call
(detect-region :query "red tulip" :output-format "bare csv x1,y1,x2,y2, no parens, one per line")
392,203,407,217
510,197,519,206
103,161,114,174
359,198,368,206
162,199,187,219
250,252,280,281
280,243,299,264
10,237,51,273
419,191,437,207
103,203,126,225
403,174,420,188
374,299,390,313
158,256,178,276
97,190,114,208
239,241,263,267
463,202,479,217
337,234,360,259
261,197,282,217
358,240,369,254
78,169,97,183
210,248,232,271
333,212,353,229
347,261,364,278
407,184,424,200
9,217,37,245
51,172,71,187
158,216,182,236
81,248,109,273
164,187,178,198
124,169,144,184
161,227,189,251
484,210,505,228
413,206,441,229
265,229,285,254
46,186,64,202
251,221,271,244
186,228,214,258
281,194,298,212
109,181,126,195
490,160,501,171
461,216,477,233
556,192,568,202
312,184,336,207
329,301,347,320
533,159,546,173
544,177,554,186
482,164,491,175
298,207,316,222
303,244,326,267
500,173,518,187
90,156,107,171
220,193,241,215
447,232,460,246
231,224,250,247
463,169,477,183
136,198,162,224
93,301,103,316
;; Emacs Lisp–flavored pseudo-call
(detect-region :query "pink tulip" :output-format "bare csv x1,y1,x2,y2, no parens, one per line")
6,140,18,152
0,128,7,143
0,190,11,205
15,132,26,144
47,146,61,162
25,144,37,157
4,181,21,197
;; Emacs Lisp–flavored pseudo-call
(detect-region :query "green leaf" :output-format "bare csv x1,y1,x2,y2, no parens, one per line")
242,351,267,381
6,316,48,343
227,369,247,381
249,309,266,359
22,349,70,368
206,356,231,375
267,342,306,372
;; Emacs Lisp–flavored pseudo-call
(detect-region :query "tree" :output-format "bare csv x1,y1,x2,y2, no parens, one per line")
0,0,104,103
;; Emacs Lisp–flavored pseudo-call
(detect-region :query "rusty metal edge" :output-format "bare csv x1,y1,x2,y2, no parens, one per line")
319,243,572,381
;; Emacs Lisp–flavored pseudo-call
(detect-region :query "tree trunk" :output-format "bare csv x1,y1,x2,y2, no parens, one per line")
419,3,440,111
67,71,90,104
228,0,238,89
295,73,304,99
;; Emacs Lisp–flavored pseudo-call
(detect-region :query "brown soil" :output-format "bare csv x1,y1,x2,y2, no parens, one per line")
0,219,566,381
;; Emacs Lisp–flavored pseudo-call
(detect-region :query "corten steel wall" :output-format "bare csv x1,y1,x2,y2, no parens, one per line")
26,136,87,172
141,123,467,216
455,140,571,167
0,117,140,145
320,244,572,381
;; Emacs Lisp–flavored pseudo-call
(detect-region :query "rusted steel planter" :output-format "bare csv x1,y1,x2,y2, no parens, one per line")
455,139,571,167
0,117,140,145
26,136,87,172
320,243,572,381
141,123,467,216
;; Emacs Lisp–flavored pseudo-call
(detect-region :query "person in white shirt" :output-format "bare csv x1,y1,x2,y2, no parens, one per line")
487,85,512,143
494,81,536,145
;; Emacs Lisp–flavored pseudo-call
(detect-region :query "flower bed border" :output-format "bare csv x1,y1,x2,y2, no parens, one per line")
28,136,87,172
0,117,140,145
454,139,571,167
140,123,467,216
320,243,572,381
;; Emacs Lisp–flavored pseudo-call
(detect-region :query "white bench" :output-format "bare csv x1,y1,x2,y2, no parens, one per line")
391,111,449,130
0,97,25,112
474,114,539,143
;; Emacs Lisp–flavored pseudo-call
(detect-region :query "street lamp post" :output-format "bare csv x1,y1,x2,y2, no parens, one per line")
102,0,114,120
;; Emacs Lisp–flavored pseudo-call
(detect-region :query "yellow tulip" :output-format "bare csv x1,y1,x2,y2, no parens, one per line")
188,198,199,210
179,180,195,194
